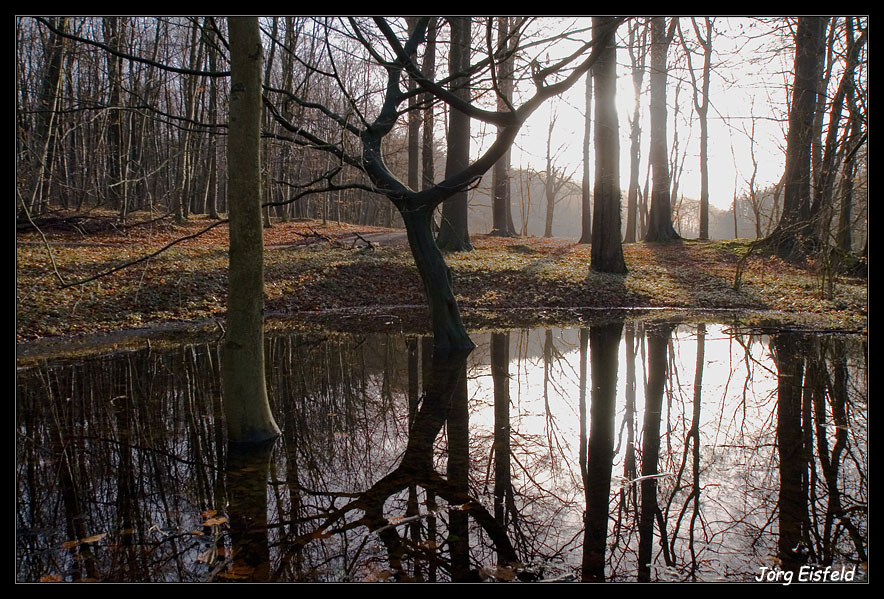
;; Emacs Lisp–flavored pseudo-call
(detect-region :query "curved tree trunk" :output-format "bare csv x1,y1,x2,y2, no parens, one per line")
402,205,474,353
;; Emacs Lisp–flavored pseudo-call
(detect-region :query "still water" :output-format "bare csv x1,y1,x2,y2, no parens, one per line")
16,321,867,582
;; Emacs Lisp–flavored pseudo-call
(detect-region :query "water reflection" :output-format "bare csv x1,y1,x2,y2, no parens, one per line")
16,322,867,582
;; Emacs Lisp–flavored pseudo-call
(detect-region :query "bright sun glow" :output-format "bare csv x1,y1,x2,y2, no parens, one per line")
504,18,793,211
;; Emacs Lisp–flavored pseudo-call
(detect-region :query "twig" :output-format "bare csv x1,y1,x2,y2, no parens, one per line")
58,219,228,289
18,194,67,287
350,231,375,250
214,318,226,342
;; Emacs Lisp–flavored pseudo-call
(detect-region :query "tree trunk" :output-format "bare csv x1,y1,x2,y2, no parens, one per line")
28,17,67,216
590,16,627,273
772,332,810,573
420,18,438,195
581,319,623,582
578,71,593,244
103,18,125,217
406,17,422,193
402,205,474,353
637,323,674,581
436,17,473,252
812,18,866,243
679,17,713,240
772,17,829,253
223,16,281,444
837,81,862,254
544,115,557,239
491,17,517,237
624,19,647,243
645,17,680,242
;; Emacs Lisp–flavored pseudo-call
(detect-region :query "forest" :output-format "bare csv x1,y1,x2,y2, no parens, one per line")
16,16,867,583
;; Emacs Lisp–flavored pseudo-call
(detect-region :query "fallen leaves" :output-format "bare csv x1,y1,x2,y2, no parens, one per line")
16,220,868,342
59,532,107,550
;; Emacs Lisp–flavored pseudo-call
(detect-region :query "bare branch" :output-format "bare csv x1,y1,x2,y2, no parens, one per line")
32,16,230,77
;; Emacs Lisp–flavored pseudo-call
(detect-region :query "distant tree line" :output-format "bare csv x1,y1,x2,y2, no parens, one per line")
16,17,412,229
17,17,867,260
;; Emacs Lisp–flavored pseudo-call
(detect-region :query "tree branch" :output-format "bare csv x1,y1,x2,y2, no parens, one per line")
33,16,231,78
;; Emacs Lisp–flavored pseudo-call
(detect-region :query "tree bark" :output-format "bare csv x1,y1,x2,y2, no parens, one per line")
637,323,674,581
771,17,829,253
490,17,517,237
28,17,67,216
624,19,647,244
645,17,680,242
401,205,474,353
772,332,810,573
578,70,593,244
223,16,281,444
421,18,438,195
590,16,627,273
581,320,623,582
436,17,473,252
679,18,713,240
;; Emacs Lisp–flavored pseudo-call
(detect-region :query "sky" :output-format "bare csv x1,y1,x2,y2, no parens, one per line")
503,17,794,211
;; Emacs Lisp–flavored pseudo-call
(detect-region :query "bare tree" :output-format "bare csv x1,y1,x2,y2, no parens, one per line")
678,17,714,240
490,17,519,237
578,70,593,244
263,17,623,351
836,62,864,255
540,107,577,239
21,17,624,352
436,17,473,252
590,16,627,273
645,17,680,242
770,17,829,254
624,18,648,243
421,17,439,195
23,17,67,217
222,16,281,444
811,17,867,241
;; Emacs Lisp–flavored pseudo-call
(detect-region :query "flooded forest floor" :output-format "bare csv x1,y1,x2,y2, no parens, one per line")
17,214,868,350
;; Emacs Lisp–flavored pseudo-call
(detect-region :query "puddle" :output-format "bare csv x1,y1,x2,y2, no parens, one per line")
15,321,867,582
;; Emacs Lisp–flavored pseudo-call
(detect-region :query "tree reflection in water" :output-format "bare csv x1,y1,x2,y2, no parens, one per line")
16,322,867,582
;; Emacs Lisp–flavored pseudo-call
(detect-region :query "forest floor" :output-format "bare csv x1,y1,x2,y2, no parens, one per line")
17,214,867,353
